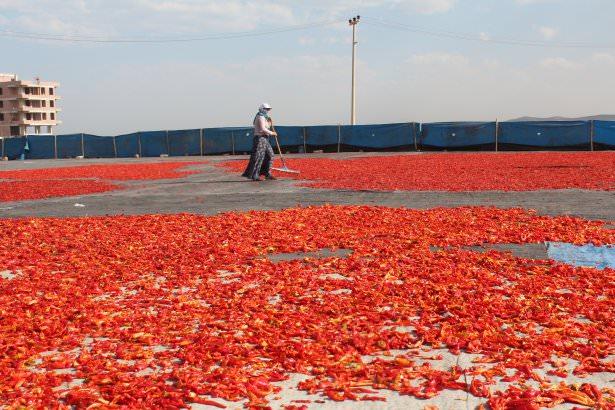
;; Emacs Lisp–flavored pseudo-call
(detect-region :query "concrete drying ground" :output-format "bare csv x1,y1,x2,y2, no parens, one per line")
1,154,614,410
1,154,614,221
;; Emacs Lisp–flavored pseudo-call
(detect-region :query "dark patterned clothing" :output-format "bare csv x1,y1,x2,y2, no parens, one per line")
243,136,274,180
241,136,260,178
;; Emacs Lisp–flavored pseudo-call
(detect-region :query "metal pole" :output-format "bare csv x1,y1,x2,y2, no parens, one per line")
200,129,204,156
303,127,307,153
231,131,235,155
137,132,142,157
412,123,417,151
590,120,594,151
112,136,117,158
165,130,170,155
495,119,499,152
81,133,85,157
1,137,4,159
54,134,58,159
337,124,341,153
349,16,360,125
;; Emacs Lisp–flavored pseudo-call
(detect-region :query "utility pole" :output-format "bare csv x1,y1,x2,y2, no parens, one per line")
348,15,360,125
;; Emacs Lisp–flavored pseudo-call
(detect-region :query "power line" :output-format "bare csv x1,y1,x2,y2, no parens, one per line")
2,15,613,49
363,18,615,49
0,20,338,43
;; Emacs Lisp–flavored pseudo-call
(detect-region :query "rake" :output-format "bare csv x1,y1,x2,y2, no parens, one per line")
270,122,300,174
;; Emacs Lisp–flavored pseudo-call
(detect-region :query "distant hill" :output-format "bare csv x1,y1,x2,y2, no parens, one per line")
508,114,615,122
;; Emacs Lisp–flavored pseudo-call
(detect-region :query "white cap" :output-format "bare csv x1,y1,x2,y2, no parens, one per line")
259,102,272,110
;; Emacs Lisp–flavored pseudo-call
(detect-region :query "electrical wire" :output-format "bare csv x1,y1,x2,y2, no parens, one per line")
363,18,615,49
0,20,338,43
2,15,613,49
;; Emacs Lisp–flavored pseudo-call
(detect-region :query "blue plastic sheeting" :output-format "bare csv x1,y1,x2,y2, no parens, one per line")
342,123,416,148
26,135,55,159
115,133,140,157
229,128,255,153
1,137,26,160
275,126,304,148
139,130,168,157
168,129,201,156
84,134,115,158
202,127,235,154
56,134,82,158
547,242,615,270
420,122,496,148
305,125,340,147
498,121,590,147
593,120,615,147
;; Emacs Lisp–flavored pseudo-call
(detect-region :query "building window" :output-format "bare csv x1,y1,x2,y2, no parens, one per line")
42,100,46,107
43,113,47,120
24,87,30,94
26,100,31,107
41,87,46,95
50,100,55,107
0,114,4,121
49,88,54,95
0,87,3,95
51,113,55,120
26,113,31,120
0,101,3,108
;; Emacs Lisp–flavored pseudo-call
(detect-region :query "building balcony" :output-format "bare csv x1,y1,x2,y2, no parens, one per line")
0,94,60,101
4,119,61,126
18,93,60,100
0,106,20,113
20,105,61,113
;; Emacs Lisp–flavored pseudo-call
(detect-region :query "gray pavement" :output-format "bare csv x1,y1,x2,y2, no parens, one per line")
1,156,613,221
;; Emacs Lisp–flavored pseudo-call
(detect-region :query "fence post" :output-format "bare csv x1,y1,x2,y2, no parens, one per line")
53,134,58,159
494,120,499,152
200,129,204,156
137,132,142,157
80,133,85,157
1,137,4,159
303,127,307,153
112,136,118,158
590,120,594,151
412,122,417,151
337,124,341,153
231,131,235,155
165,130,170,155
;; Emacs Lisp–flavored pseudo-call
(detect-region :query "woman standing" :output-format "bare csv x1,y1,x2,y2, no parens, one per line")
242,103,277,181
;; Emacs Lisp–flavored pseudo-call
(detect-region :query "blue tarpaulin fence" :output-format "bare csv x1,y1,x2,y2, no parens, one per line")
305,125,340,149
115,133,140,158
202,127,236,154
26,135,55,159
168,129,201,156
56,134,82,158
420,122,496,148
341,123,417,149
2,120,613,160
139,131,168,157
84,134,115,158
275,126,305,150
498,121,590,148
593,120,615,148
1,136,26,160
230,127,257,154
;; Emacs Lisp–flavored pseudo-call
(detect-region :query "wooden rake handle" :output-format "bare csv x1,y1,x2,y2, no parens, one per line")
270,120,288,168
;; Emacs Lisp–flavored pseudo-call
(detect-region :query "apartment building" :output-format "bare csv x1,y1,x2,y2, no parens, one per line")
0,73,61,137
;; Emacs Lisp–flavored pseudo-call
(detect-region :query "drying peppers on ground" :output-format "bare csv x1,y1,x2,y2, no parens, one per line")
0,206,613,408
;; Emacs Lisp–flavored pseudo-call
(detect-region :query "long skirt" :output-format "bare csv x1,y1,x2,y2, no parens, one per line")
242,136,274,180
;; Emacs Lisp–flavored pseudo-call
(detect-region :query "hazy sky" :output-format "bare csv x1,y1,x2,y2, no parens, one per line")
1,0,615,134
